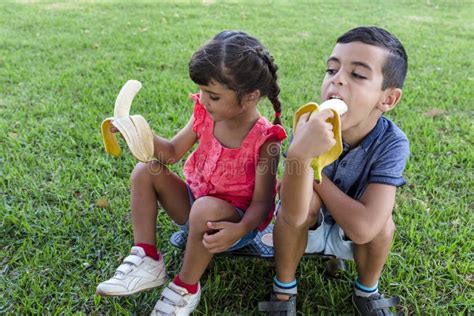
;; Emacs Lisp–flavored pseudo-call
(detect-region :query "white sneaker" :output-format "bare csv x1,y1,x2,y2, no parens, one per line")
151,282,201,316
96,246,167,296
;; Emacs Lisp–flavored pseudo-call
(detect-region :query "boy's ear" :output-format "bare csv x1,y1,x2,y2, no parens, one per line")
378,88,402,112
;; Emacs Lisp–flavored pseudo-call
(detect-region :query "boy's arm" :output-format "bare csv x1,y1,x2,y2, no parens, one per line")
313,178,396,244
152,116,197,164
279,110,337,227
315,133,409,244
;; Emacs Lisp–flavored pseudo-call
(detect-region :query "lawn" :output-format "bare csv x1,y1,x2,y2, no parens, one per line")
1,0,473,314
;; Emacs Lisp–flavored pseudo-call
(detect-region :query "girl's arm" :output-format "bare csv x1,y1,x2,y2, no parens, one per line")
204,140,281,253
239,140,281,233
153,116,198,164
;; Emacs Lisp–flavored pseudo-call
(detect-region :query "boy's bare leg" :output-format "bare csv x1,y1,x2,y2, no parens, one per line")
179,196,241,284
131,161,191,245
274,191,321,281
264,110,336,303
274,160,321,299
353,216,395,287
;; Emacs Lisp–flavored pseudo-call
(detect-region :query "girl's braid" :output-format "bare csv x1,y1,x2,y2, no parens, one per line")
256,47,282,125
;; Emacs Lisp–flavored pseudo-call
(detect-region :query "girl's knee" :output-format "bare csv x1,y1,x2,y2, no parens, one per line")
188,197,220,227
131,161,166,183
131,162,150,183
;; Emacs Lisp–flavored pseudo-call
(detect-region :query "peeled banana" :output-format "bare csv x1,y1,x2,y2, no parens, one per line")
101,80,155,163
292,99,348,183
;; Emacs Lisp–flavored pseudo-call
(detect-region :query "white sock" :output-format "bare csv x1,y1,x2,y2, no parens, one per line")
354,278,379,297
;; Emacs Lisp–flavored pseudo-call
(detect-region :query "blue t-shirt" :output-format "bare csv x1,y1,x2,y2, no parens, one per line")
323,116,410,202
283,116,409,222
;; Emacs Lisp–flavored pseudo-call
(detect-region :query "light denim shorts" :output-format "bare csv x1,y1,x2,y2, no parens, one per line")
177,185,257,251
275,201,353,260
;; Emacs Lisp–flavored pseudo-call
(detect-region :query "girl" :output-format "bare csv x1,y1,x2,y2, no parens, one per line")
96,30,286,315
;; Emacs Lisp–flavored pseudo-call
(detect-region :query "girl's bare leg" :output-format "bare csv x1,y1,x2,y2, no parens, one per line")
178,196,241,284
130,161,191,245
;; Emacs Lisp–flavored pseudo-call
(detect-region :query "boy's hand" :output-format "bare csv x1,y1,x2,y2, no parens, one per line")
202,221,246,254
287,110,336,161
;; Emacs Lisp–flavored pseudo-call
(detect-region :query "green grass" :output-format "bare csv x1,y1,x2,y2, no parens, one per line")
1,0,473,314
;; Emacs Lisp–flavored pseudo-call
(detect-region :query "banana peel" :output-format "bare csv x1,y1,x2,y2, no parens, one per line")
292,99,348,183
101,80,155,163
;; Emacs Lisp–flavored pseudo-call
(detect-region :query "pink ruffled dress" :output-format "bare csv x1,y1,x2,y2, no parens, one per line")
183,94,287,230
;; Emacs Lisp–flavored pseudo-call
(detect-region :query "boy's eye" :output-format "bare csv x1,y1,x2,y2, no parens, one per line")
326,68,337,75
352,72,366,79
210,95,219,101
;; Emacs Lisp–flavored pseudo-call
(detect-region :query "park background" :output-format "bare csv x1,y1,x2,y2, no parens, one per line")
1,0,472,314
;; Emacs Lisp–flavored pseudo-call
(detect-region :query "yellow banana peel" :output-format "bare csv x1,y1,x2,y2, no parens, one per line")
100,80,155,163
292,99,348,183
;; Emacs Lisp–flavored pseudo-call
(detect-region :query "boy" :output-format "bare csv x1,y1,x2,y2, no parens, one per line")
259,26,409,315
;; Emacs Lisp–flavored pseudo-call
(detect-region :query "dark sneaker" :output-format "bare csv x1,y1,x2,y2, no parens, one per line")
352,293,402,316
325,257,347,278
258,293,297,316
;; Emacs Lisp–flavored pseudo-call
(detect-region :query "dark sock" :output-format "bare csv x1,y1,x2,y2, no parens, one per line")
135,243,160,261
173,274,199,294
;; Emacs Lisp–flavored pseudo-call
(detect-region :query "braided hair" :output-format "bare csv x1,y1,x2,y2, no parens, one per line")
189,30,282,125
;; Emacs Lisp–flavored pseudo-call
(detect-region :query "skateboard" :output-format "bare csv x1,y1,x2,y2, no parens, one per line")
170,224,347,276
170,224,277,258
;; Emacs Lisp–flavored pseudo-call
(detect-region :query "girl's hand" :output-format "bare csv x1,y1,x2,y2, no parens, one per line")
202,221,246,254
109,122,119,134
109,122,128,142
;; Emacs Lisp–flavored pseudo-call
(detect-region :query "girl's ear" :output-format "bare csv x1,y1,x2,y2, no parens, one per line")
245,89,261,103
378,88,402,112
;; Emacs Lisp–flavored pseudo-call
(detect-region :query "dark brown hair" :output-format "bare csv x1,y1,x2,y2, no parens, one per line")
189,30,282,125
337,26,408,89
